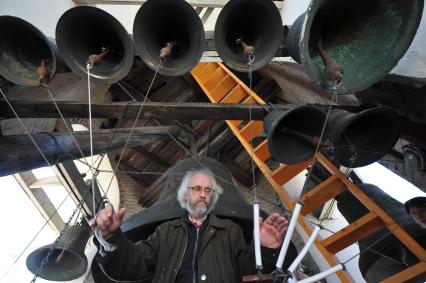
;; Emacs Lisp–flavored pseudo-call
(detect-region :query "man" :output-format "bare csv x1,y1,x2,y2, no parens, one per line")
91,169,288,282
404,196,426,228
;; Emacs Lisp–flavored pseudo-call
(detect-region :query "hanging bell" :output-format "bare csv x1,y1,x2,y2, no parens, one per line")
0,16,59,86
133,0,205,76
56,6,134,84
214,0,283,72
287,0,424,94
327,107,400,168
263,106,326,164
26,225,90,281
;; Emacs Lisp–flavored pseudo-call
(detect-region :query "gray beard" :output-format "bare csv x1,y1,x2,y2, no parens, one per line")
187,202,210,217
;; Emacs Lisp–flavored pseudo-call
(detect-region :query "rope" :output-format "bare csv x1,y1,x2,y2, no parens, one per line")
86,63,96,218
97,59,164,217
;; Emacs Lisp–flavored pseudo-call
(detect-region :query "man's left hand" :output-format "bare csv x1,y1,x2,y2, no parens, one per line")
259,213,288,249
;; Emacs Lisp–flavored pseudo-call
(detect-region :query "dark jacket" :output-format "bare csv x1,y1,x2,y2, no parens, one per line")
97,213,278,283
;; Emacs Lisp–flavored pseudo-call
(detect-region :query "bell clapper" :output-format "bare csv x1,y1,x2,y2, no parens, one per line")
159,42,175,59
317,38,343,84
282,127,328,148
236,37,255,61
87,46,111,68
54,249,66,264
37,58,49,85
343,133,358,162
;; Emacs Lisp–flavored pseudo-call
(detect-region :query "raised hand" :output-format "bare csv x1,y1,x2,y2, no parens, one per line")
90,203,126,238
259,213,288,249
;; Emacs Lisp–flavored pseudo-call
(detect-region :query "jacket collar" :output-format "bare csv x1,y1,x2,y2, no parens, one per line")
170,212,226,229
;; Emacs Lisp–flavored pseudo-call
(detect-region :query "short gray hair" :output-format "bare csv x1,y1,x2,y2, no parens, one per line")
177,169,223,213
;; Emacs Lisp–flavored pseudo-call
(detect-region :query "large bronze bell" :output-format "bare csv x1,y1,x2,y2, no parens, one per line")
214,0,283,72
263,106,326,164
56,6,134,84
26,225,90,281
0,16,59,86
133,0,205,76
327,107,400,168
92,156,298,282
337,183,426,283
287,0,424,94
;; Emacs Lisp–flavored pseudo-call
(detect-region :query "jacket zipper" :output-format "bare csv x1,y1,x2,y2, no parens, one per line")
172,231,188,282
192,228,200,283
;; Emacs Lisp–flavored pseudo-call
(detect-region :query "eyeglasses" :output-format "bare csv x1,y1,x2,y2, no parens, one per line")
188,186,214,195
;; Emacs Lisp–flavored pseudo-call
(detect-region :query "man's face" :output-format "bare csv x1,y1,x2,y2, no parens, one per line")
185,173,214,217
409,206,426,228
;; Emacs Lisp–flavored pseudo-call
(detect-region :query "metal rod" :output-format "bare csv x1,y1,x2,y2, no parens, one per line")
276,202,302,270
288,225,321,274
297,264,344,283
253,202,263,269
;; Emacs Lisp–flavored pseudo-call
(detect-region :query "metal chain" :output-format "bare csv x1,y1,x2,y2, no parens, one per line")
30,198,85,282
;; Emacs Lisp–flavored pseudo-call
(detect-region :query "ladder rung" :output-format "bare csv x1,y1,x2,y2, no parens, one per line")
271,159,311,186
321,212,384,254
254,140,271,162
210,75,237,102
228,120,243,127
197,64,220,84
239,121,264,143
380,262,426,283
204,67,228,93
226,95,262,128
221,85,246,104
242,95,256,104
301,175,345,215
191,63,207,77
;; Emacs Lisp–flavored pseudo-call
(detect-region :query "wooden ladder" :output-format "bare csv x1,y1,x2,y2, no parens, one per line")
191,62,426,283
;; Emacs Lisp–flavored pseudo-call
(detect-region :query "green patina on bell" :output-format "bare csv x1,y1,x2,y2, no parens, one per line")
288,0,424,94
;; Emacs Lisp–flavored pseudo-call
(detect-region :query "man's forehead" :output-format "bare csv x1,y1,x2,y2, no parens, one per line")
191,172,213,183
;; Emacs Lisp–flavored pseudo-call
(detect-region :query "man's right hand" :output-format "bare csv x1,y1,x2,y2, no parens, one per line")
90,203,126,238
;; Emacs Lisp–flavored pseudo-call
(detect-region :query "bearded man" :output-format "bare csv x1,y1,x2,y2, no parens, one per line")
91,169,289,283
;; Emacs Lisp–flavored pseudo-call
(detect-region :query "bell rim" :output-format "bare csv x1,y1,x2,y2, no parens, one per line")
214,0,283,73
0,16,58,86
266,106,326,164
133,0,205,76
299,0,424,95
26,244,88,281
56,6,135,84
331,107,400,167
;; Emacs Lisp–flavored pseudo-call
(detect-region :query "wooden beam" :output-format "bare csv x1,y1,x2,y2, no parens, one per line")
15,172,65,232
28,176,62,188
73,0,283,9
0,126,179,177
321,212,385,254
131,147,171,169
199,127,233,156
0,101,281,121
